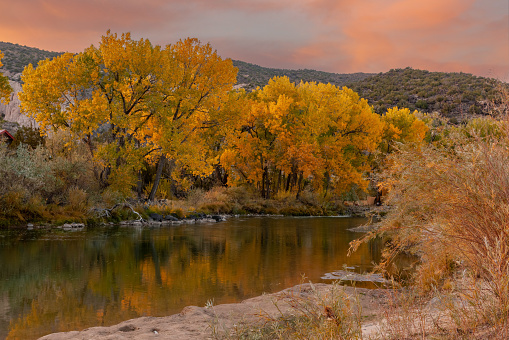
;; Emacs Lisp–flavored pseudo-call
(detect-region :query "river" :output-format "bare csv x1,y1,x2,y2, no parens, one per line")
0,216,380,339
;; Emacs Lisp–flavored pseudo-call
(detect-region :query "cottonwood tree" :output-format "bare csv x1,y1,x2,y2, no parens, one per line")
221,77,384,198
372,107,429,203
20,32,237,199
0,50,12,104
380,107,428,154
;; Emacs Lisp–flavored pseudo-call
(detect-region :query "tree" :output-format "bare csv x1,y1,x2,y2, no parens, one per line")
373,107,429,204
220,77,384,198
0,49,12,104
380,107,428,154
20,32,237,198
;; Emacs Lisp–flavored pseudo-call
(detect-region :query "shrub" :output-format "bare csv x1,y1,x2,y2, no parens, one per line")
352,123,509,330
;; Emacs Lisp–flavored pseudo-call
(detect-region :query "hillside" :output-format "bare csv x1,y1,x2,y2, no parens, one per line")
0,41,62,80
0,41,507,120
232,60,374,90
347,67,508,119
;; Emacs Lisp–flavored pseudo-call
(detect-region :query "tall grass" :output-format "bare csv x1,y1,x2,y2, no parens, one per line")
351,117,509,336
209,282,362,340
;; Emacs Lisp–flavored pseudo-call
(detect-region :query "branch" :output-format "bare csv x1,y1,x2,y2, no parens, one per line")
90,202,145,222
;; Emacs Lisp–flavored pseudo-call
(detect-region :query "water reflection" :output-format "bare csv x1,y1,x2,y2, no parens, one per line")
0,216,379,339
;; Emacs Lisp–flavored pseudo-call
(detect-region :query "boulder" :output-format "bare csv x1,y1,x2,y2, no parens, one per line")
164,215,180,221
149,213,163,222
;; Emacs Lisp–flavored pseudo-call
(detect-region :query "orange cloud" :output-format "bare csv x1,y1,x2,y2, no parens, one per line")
0,0,507,81
292,0,508,80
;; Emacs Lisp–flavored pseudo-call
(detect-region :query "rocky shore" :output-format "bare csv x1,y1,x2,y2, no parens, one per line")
39,283,389,340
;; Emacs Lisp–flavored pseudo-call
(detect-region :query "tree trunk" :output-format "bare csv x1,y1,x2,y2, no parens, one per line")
323,172,330,198
265,167,270,199
136,170,143,199
148,154,166,201
296,172,303,199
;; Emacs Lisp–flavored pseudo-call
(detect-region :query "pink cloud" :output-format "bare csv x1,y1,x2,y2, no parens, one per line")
0,0,506,81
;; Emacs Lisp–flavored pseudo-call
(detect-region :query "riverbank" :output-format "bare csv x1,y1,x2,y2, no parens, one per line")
39,282,389,340
38,276,505,339
2,199,383,230
0,185,381,228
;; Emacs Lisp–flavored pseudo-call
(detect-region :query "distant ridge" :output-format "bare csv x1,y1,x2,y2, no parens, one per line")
0,41,507,120
0,41,62,77
347,67,508,119
232,60,374,90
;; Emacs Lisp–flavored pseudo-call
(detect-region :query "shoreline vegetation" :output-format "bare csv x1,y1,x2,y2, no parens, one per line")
0,186,378,229
1,32,509,338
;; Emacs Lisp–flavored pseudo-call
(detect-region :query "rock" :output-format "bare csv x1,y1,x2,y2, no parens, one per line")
164,215,180,221
321,270,388,283
149,213,163,222
347,223,380,233
39,283,387,340
118,324,137,332
211,215,225,222
187,212,205,220
62,223,85,231
0,80,38,129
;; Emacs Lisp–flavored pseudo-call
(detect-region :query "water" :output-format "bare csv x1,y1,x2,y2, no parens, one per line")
0,216,380,339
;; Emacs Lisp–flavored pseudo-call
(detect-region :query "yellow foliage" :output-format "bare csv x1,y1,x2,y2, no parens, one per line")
0,49,12,104
380,107,429,153
220,77,384,197
20,32,237,197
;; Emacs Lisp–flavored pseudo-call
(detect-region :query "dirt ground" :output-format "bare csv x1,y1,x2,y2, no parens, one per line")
39,283,389,340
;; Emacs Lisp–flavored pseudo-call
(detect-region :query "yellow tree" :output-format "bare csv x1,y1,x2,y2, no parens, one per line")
373,106,429,203
380,107,429,153
0,50,12,104
221,77,384,198
20,32,237,198
143,37,237,199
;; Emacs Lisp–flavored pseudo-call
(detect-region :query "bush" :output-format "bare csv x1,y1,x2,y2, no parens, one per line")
352,123,509,330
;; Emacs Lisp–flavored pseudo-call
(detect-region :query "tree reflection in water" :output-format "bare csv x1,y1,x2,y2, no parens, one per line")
0,216,380,339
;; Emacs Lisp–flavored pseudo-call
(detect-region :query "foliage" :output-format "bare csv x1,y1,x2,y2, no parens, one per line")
20,31,237,198
221,77,384,198
379,107,429,154
11,126,45,149
0,49,12,104
351,116,509,331
0,132,98,223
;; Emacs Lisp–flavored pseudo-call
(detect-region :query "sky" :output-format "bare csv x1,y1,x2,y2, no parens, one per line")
1,0,508,81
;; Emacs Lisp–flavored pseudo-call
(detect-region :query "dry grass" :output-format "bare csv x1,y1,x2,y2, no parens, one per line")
209,282,363,340
350,115,509,337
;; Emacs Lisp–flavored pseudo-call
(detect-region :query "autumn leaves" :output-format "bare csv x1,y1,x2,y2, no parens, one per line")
0,50,12,104
18,32,428,200
221,78,383,198
20,32,237,197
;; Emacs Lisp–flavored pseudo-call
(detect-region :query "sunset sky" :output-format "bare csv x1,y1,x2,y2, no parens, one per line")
1,0,508,81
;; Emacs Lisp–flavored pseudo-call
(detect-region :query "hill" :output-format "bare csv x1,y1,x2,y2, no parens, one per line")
0,41,62,80
232,60,374,90
347,67,508,119
0,42,506,120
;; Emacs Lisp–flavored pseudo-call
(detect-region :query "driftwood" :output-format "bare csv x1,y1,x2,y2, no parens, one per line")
90,202,145,222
